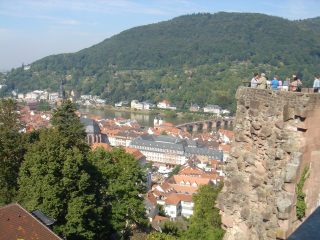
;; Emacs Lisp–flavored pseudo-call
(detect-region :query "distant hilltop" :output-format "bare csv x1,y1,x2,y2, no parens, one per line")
4,12,320,111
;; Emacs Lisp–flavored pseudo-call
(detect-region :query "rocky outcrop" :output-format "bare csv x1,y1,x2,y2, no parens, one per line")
218,87,320,240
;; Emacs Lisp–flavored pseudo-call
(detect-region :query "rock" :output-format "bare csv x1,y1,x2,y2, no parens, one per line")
282,138,300,153
256,187,267,202
273,177,284,192
230,174,244,191
250,173,263,188
252,121,262,130
230,147,241,158
240,207,250,220
291,152,302,165
283,105,295,121
261,207,273,221
284,163,299,183
244,153,255,166
259,126,273,138
267,229,277,239
221,212,234,228
266,148,276,159
275,120,284,129
276,193,293,219
275,148,285,160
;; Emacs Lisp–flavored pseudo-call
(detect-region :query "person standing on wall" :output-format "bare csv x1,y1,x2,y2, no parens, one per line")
251,73,259,88
290,76,302,92
257,73,267,89
313,74,320,93
271,75,279,90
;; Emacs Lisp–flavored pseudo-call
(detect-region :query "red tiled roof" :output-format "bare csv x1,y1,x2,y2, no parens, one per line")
158,182,174,193
91,143,113,151
124,147,145,160
165,194,181,205
173,175,211,186
153,215,169,222
170,185,198,195
146,192,157,205
165,193,193,205
178,166,205,176
0,203,62,240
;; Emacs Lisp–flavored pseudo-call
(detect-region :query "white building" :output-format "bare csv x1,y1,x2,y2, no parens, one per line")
25,92,39,101
180,196,194,218
163,194,193,219
221,109,231,116
203,105,221,115
49,93,59,102
131,100,150,110
80,95,92,100
157,100,177,110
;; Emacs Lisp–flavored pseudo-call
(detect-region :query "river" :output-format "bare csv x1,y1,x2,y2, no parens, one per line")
79,107,186,127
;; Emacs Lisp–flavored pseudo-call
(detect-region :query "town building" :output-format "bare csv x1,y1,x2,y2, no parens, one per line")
145,162,223,220
131,100,151,110
130,135,223,166
189,103,200,112
49,92,59,102
80,117,109,145
107,130,141,147
157,100,177,110
130,135,187,166
203,105,221,114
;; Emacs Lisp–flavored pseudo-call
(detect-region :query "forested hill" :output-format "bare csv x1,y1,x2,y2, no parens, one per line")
5,12,320,110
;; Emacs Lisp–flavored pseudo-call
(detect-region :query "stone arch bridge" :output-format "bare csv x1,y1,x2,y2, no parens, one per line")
176,118,233,132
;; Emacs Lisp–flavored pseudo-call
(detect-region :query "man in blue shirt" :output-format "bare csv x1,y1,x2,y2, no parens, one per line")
271,75,279,90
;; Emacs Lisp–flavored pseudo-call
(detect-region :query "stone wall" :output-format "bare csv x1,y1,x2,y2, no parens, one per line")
217,87,320,240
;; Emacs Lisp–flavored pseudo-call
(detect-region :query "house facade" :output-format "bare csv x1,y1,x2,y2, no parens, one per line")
203,105,221,114
130,135,223,166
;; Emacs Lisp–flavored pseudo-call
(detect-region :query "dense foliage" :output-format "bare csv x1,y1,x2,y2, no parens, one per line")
0,100,148,239
89,148,148,239
0,99,25,204
5,13,320,111
182,184,224,240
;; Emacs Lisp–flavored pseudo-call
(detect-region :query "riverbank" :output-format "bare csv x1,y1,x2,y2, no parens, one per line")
79,104,218,122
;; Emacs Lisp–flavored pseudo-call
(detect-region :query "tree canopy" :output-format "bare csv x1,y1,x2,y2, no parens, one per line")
89,147,148,239
18,102,99,239
0,99,25,205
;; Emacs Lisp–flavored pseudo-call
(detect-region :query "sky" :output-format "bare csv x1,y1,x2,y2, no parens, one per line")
1,0,320,70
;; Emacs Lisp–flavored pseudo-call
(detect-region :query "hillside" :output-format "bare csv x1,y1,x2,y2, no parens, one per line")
5,12,320,110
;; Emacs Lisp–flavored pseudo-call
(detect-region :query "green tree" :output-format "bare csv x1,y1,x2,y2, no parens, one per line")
18,129,98,239
51,100,88,151
183,184,225,240
89,147,148,239
0,99,25,205
18,101,100,239
147,232,177,240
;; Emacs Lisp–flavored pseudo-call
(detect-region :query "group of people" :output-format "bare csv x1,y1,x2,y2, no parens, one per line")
250,73,320,93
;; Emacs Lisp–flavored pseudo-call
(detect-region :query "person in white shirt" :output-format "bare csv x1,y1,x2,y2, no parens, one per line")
313,74,320,93
251,73,259,88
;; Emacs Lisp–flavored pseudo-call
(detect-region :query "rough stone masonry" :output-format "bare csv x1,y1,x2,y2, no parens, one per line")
217,87,320,240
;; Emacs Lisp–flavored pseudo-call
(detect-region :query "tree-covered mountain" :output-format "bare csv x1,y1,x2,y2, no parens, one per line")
6,12,320,110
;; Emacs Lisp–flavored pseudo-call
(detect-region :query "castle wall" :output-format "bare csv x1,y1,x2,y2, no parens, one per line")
218,87,320,240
